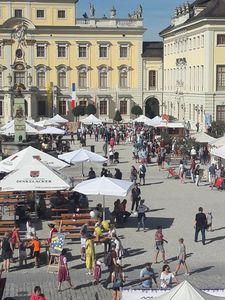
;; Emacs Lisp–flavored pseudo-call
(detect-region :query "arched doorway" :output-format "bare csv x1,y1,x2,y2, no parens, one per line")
145,97,159,118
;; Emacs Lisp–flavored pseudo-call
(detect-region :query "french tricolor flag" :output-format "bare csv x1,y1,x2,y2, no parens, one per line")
71,83,76,109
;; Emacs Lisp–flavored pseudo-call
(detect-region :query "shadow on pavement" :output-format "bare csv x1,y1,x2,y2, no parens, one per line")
126,216,174,229
205,235,225,244
212,226,225,232
191,266,214,274
167,252,193,263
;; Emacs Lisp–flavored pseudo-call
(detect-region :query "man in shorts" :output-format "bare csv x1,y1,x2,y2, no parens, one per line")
154,226,168,264
174,238,190,276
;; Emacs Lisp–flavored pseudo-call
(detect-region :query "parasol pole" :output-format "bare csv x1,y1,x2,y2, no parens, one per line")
103,195,105,221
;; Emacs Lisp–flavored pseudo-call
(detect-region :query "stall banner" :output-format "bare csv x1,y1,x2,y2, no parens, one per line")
50,233,65,255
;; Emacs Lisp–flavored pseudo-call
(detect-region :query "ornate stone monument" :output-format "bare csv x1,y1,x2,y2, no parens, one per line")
13,83,26,143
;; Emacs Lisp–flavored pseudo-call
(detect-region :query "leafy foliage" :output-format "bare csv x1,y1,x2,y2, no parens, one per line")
210,121,225,138
85,104,96,116
131,105,143,117
72,105,85,117
114,110,122,122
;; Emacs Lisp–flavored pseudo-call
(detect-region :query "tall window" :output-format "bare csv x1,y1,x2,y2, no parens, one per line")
15,9,22,17
0,72,2,88
78,46,87,58
99,45,108,58
59,99,67,115
37,9,44,18
217,35,225,46
120,45,128,58
99,68,107,88
119,68,128,88
58,70,66,88
14,64,25,85
120,100,127,115
149,70,156,89
37,70,46,88
79,100,87,107
216,65,225,91
37,45,45,57
58,45,66,58
78,69,87,88
38,100,46,116
100,100,107,115
58,10,65,18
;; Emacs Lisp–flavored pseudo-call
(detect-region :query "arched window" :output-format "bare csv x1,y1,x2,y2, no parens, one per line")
36,67,46,88
99,67,108,89
118,65,130,89
77,65,88,89
14,63,25,86
57,66,67,89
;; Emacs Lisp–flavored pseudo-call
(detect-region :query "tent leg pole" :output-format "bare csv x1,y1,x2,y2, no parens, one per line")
103,195,105,221
82,162,84,180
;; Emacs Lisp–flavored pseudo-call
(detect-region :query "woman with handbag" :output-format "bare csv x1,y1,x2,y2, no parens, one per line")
112,264,125,300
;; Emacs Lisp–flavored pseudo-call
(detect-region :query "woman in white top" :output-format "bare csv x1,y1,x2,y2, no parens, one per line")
178,160,185,184
160,264,178,288
26,219,36,239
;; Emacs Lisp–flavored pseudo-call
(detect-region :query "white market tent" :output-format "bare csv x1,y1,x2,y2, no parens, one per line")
211,145,225,160
133,115,152,125
121,281,225,300
50,114,68,124
210,136,225,148
155,281,225,300
0,121,39,135
80,114,102,125
35,119,59,127
0,158,71,191
73,176,133,219
58,148,107,176
191,132,216,144
151,116,162,126
58,148,107,164
39,127,65,135
0,146,68,173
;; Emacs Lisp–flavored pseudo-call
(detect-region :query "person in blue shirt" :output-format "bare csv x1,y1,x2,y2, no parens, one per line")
140,262,158,288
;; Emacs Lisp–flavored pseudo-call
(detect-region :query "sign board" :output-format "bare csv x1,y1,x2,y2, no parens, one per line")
49,233,65,255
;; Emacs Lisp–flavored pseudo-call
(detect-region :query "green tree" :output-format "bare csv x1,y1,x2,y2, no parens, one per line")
131,105,143,117
114,110,122,122
210,121,225,138
85,104,96,115
72,105,85,120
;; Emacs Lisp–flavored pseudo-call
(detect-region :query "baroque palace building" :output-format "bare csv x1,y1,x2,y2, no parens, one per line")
160,0,225,129
0,0,145,124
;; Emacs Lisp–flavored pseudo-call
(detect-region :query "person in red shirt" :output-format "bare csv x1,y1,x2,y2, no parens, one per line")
47,223,58,244
30,286,46,300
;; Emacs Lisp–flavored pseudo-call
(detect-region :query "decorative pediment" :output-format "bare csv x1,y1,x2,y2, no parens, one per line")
0,65,7,72
76,64,91,72
35,64,51,72
97,64,112,72
55,64,70,72
3,17,35,30
117,64,132,71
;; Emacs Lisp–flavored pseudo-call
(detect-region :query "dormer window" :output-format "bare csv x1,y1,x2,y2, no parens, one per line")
15,9,22,18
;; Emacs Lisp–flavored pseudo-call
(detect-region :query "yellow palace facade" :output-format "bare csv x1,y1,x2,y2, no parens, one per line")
160,0,225,130
0,0,145,124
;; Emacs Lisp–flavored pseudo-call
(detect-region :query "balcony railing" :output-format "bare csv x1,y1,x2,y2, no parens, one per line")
76,18,143,28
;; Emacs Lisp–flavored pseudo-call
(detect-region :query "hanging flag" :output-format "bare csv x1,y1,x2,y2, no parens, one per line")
71,83,76,109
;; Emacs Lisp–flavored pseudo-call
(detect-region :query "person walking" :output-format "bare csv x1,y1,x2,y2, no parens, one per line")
130,165,138,184
131,183,141,212
112,264,125,300
1,232,13,272
174,238,190,276
136,199,149,232
178,160,185,184
194,165,201,186
154,226,168,264
209,163,216,189
194,207,207,245
139,262,158,289
139,162,146,185
160,264,178,288
190,159,196,183
58,249,73,292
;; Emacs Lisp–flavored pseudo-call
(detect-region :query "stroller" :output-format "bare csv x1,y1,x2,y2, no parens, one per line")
114,152,119,163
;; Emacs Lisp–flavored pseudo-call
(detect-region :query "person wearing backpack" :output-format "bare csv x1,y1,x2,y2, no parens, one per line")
103,244,117,288
139,162,146,185
112,264,125,300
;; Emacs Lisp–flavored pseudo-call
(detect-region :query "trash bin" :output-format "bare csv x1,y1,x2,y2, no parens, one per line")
90,145,95,152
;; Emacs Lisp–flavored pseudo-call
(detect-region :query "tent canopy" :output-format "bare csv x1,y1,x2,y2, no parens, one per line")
80,114,102,125
155,281,225,300
0,158,71,191
35,119,59,127
191,132,216,144
50,114,68,124
58,148,107,164
39,127,65,135
133,115,151,125
210,136,225,148
73,176,133,197
0,146,68,172
211,145,225,159
0,121,39,135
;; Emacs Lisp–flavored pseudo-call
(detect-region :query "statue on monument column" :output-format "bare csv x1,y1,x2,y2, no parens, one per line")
13,22,27,47
89,3,95,17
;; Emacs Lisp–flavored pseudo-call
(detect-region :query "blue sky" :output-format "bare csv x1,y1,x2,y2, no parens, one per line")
77,0,184,41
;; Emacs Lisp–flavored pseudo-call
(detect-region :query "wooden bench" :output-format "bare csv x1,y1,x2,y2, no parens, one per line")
0,220,16,227
60,213,92,220
0,227,13,234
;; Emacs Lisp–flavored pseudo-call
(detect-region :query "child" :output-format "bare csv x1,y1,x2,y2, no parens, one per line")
93,260,101,285
31,236,41,268
174,238,190,276
206,212,213,232
19,240,27,267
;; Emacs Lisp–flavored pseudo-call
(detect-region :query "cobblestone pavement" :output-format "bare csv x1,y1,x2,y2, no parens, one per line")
2,137,225,299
